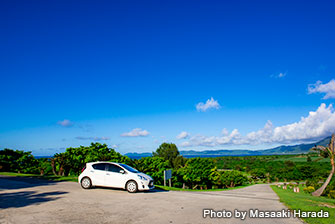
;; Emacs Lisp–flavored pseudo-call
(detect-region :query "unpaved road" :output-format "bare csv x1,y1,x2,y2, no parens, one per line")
0,175,303,224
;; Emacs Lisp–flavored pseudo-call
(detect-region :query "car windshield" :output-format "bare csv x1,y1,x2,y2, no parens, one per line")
119,163,139,173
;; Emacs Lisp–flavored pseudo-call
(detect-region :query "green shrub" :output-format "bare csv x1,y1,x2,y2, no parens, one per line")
306,178,322,189
288,183,295,188
303,186,315,193
328,190,335,199
323,179,335,198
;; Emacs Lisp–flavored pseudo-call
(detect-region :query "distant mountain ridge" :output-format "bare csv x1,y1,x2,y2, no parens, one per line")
125,136,331,159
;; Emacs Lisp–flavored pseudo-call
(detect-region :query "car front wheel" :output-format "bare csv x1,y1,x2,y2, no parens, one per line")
81,177,92,189
126,180,138,193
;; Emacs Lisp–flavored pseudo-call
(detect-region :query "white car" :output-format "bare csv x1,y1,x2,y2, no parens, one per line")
78,161,154,193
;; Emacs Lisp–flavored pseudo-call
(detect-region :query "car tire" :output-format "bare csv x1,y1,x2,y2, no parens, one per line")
126,180,138,193
81,177,92,189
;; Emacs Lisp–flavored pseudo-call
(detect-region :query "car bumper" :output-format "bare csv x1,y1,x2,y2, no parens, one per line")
138,180,155,191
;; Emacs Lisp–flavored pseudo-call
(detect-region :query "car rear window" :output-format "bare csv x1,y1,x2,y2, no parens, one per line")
92,163,106,171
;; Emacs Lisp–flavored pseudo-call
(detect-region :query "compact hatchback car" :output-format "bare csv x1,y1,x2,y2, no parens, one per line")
78,161,154,193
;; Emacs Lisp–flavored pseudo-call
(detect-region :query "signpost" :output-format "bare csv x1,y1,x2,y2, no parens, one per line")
164,169,172,187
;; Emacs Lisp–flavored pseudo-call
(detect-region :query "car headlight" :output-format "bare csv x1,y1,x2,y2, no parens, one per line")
137,175,148,181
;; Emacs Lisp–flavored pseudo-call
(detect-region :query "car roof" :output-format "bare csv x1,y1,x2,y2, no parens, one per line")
87,161,121,165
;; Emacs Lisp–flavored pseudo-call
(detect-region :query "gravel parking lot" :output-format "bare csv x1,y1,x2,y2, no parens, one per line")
0,175,303,224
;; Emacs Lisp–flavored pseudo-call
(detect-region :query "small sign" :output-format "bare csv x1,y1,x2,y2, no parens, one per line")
164,169,172,180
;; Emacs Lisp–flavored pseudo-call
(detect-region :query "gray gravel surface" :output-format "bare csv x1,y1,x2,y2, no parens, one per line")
0,175,304,224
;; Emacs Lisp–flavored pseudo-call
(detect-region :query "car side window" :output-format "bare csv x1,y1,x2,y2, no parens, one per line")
92,163,106,171
107,164,123,173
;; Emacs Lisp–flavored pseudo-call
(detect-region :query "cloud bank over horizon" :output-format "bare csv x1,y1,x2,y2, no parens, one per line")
181,103,335,148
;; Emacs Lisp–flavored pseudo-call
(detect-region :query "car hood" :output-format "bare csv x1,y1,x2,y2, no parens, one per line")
137,172,153,181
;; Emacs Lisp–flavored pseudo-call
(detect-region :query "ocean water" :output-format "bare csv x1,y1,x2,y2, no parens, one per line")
127,154,264,160
35,156,52,159
34,154,268,160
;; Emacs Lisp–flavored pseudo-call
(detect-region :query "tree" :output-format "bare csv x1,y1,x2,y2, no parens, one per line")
58,142,132,175
307,155,312,162
153,143,179,168
221,170,248,188
0,149,39,174
173,155,187,169
38,158,53,176
180,158,215,189
53,152,70,176
134,157,170,185
311,134,335,196
250,168,266,179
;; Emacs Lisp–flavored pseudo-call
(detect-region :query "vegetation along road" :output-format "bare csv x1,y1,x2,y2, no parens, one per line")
0,175,303,224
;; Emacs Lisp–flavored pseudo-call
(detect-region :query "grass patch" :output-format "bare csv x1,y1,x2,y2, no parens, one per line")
0,172,78,182
0,172,40,177
274,156,330,163
156,184,253,191
271,185,335,224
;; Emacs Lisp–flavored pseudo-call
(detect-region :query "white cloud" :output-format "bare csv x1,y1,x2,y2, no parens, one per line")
279,73,286,78
176,131,190,139
181,103,335,147
308,79,335,99
75,136,110,141
196,97,220,112
111,144,118,149
270,103,335,143
271,72,286,78
121,128,149,137
221,128,229,135
57,119,74,127
245,120,274,144
181,128,243,147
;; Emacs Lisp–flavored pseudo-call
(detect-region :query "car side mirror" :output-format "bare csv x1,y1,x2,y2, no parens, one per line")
120,170,125,174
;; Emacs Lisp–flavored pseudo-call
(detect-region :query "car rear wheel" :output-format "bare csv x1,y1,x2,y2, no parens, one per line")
126,180,138,193
81,177,92,189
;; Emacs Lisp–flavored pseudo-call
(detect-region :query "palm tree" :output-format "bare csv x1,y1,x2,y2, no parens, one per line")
311,134,335,196
50,158,57,176
52,153,70,176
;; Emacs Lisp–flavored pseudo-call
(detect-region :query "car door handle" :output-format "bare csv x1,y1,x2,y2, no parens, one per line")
90,171,94,173
106,173,110,175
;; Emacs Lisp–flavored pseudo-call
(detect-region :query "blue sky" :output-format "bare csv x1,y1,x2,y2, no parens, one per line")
1,0,335,155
